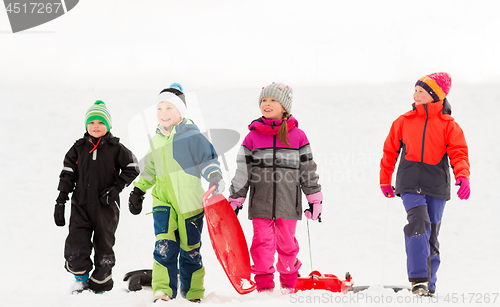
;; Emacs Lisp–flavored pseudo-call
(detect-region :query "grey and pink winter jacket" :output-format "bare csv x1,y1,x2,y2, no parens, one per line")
229,116,321,220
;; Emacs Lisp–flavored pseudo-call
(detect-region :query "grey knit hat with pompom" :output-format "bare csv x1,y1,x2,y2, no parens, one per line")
258,82,293,113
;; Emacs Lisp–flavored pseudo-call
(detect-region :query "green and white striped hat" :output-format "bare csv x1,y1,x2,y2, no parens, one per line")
85,100,112,131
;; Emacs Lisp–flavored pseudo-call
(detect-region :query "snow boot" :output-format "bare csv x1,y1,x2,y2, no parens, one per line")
153,291,172,303
255,273,274,292
411,282,428,296
280,273,298,294
72,273,89,294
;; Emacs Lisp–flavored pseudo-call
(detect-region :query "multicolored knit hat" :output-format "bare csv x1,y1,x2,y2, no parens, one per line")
157,83,187,118
259,82,293,113
85,100,112,131
415,72,452,102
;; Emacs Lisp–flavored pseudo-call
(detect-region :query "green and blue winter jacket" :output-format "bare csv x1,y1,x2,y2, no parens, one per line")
134,119,221,216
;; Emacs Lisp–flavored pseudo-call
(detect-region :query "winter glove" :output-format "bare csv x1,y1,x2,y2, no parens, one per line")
128,187,145,215
209,172,225,195
381,185,395,198
305,192,323,222
228,197,245,216
100,184,121,207
455,177,470,200
54,203,65,227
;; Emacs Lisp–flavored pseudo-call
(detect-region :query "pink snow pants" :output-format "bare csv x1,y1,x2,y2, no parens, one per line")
250,218,302,275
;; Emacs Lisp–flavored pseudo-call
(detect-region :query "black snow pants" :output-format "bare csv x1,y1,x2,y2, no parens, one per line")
64,198,120,292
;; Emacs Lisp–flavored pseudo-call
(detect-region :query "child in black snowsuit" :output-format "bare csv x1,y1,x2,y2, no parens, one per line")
54,100,139,293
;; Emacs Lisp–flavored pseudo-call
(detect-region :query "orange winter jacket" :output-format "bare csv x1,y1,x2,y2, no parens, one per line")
380,100,470,200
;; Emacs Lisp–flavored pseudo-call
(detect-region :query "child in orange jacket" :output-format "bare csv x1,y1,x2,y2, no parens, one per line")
379,72,470,296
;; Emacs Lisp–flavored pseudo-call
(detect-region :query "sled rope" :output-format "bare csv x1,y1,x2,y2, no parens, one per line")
306,219,313,272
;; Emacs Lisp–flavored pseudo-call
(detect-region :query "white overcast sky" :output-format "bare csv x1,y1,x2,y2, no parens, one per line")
1,0,499,89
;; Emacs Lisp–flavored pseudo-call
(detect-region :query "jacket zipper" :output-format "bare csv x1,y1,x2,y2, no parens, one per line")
272,135,277,219
249,187,256,207
295,186,300,215
89,137,101,161
417,104,429,193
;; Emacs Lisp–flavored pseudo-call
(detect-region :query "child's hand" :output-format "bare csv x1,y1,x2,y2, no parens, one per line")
228,197,244,216
455,177,470,200
54,203,65,226
128,187,145,215
381,185,395,198
209,173,225,195
304,202,322,222
305,192,323,222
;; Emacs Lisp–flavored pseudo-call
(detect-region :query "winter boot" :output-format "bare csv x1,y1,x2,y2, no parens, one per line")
255,273,274,292
411,282,429,296
72,273,89,294
153,291,172,303
280,273,298,294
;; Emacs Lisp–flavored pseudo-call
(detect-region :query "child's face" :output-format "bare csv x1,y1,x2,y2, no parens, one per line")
413,86,435,105
87,120,107,138
157,101,182,129
260,97,285,120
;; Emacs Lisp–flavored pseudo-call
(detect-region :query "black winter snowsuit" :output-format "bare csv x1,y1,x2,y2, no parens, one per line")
57,132,139,292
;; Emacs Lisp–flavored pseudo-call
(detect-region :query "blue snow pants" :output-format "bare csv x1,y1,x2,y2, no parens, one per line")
401,193,446,290
152,204,205,300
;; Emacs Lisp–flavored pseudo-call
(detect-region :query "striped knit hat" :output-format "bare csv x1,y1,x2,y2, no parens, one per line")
415,72,452,102
85,100,112,131
157,83,187,118
259,82,293,113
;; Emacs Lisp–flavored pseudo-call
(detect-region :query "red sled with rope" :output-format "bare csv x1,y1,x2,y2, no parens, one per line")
293,216,353,294
202,186,256,295
294,270,353,294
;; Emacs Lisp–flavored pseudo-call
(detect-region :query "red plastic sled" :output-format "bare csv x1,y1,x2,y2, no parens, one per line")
202,187,256,295
294,270,353,294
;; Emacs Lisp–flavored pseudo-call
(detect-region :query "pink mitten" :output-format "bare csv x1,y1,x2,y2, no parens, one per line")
305,192,323,221
455,177,470,200
228,197,245,214
381,185,395,198
304,202,322,221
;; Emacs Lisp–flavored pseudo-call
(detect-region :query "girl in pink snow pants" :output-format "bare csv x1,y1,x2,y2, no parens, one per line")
228,82,323,292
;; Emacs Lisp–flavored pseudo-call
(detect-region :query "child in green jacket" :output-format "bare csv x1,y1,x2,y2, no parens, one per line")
128,83,224,303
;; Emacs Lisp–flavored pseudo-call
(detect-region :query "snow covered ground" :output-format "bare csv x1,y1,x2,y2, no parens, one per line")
1,1,499,306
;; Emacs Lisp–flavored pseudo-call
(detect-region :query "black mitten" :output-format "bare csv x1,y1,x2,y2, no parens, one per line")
54,203,65,227
128,187,145,215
